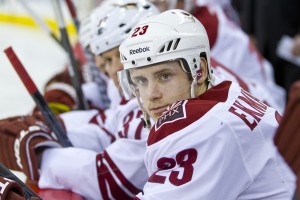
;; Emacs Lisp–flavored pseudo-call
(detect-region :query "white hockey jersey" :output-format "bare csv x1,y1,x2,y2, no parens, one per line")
136,79,296,200
211,58,284,114
95,98,149,200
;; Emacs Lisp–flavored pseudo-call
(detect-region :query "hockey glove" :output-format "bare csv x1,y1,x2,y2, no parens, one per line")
44,82,78,114
0,115,61,185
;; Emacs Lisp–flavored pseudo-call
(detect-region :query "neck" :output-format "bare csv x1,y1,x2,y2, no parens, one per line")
194,82,208,98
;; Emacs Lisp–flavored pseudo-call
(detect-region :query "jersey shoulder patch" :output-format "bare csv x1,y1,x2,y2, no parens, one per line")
155,100,187,131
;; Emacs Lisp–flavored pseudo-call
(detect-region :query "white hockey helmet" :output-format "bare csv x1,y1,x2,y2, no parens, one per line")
118,9,212,99
90,0,159,55
78,16,93,49
78,0,116,49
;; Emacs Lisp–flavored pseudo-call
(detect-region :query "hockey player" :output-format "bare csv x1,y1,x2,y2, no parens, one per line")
117,9,296,199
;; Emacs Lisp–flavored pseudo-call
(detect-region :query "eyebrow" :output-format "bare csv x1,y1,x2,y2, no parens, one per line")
131,68,173,80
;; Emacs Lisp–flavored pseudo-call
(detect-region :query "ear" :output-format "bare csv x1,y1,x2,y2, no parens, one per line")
197,57,208,85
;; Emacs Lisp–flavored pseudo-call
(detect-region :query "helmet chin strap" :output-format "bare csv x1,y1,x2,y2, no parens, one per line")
190,79,197,98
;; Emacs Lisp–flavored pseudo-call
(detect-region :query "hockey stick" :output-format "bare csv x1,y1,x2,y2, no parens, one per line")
19,0,88,110
64,0,80,31
63,0,111,109
4,47,73,147
0,163,42,199
17,0,64,50
63,0,89,65
51,0,88,110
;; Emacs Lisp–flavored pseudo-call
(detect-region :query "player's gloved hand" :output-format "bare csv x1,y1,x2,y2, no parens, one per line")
43,82,78,114
0,176,25,200
31,81,78,115
35,63,85,114
0,115,61,185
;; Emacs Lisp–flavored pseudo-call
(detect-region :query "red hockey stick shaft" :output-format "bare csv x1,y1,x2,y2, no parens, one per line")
65,0,80,31
4,47,73,147
4,48,37,94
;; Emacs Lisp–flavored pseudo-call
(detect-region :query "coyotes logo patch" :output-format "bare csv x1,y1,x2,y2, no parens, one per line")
155,100,187,131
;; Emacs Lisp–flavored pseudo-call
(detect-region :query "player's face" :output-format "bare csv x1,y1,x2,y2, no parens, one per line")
101,47,123,92
130,61,192,121
94,54,107,75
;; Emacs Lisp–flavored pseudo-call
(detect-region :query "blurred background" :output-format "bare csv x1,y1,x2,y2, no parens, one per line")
0,0,99,119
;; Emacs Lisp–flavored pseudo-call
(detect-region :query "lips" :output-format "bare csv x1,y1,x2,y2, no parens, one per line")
149,105,169,116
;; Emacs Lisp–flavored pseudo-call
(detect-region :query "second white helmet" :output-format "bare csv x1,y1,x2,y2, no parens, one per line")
90,0,159,55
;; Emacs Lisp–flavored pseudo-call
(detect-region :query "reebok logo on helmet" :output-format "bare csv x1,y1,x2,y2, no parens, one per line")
129,46,150,55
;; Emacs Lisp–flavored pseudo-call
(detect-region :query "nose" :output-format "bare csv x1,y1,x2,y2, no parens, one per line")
146,80,162,101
